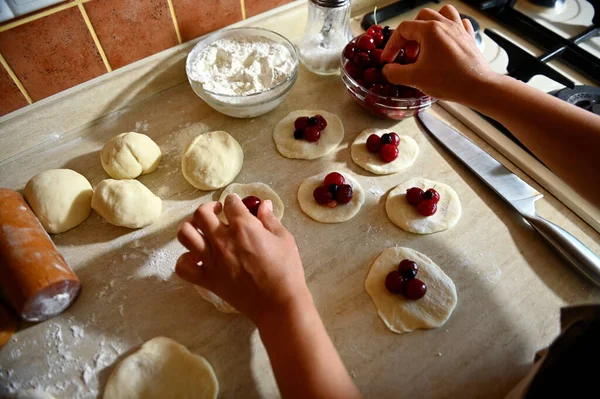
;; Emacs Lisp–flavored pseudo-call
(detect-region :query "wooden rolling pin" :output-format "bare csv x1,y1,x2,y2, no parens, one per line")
0,189,81,322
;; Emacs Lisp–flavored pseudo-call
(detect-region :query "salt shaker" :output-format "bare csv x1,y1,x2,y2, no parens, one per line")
298,0,353,75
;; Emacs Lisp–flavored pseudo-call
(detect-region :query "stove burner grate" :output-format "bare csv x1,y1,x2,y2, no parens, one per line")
552,85,600,115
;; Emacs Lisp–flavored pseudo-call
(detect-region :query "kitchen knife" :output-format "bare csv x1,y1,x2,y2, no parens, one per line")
417,112,600,287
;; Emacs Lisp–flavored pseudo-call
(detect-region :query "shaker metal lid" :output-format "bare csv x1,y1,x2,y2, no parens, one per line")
311,0,350,7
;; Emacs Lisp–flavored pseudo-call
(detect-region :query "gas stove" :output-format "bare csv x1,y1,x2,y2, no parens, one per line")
351,0,600,231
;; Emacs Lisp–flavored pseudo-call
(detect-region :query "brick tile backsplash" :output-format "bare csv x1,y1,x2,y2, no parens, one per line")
0,0,303,116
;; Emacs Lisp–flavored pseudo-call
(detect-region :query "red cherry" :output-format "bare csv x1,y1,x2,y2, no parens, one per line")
343,42,357,60
304,127,321,142
324,172,345,187
406,187,424,206
366,25,382,36
385,270,406,294
417,199,437,216
314,114,327,130
389,132,400,146
404,41,420,64
393,48,406,64
357,35,375,51
403,278,427,300
294,116,309,130
371,49,384,66
345,62,363,80
353,52,371,69
242,196,261,216
380,144,399,162
373,32,385,48
398,259,418,279
366,134,382,153
423,188,440,203
382,84,399,98
335,184,353,204
370,84,384,95
363,68,383,85
313,186,333,204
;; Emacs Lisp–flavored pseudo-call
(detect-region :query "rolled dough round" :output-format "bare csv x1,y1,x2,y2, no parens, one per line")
104,337,218,399
196,286,238,314
351,128,419,175
23,169,93,234
386,178,461,234
298,172,365,223
91,179,162,229
181,131,243,191
365,247,457,334
101,132,162,179
273,110,344,159
217,182,284,224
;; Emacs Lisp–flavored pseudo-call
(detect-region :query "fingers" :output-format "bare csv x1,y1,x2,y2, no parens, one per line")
439,5,462,25
416,7,445,22
462,18,475,37
223,193,252,224
257,200,285,235
381,28,408,63
175,252,213,288
382,63,417,86
192,201,223,236
178,221,210,260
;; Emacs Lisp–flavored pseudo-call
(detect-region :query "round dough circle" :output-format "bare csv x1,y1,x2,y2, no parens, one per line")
298,172,365,223
351,128,419,175
218,182,284,224
104,337,218,399
273,110,344,159
196,286,238,314
182,131,244,190
23,169,93,234
365,247,457,334
386,178,461,234
101,132,162,179
91,179,162,228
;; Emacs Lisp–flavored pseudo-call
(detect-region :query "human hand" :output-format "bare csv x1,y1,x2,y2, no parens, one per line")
176,194,310,327
381,5,497,103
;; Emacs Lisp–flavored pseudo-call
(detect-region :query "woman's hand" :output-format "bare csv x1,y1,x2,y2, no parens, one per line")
381,5,496,103
176,194,309,327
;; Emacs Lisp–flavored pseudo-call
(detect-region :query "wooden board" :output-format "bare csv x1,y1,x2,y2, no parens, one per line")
1,2,599,398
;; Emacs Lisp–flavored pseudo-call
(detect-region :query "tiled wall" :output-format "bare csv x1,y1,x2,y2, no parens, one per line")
0,0,294,117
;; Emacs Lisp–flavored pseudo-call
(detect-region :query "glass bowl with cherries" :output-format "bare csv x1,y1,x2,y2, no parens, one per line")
340,25,435,120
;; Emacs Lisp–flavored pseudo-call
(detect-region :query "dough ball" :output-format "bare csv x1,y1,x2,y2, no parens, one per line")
298,172,365,223
196,286,238,314
351,128,419,175
181,131,243,190
365,247,457,334
23,169,93,234
91,179,162,229
101,132,162,179
218,182,284,224
104,337,218,399
273,110,344,159
386,178,461,234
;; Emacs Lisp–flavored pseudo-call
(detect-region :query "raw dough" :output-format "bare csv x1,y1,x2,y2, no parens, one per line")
218,182,284,224
91,179,162,228
181,131,243,190
273,110,344,159
196,286,238,314
298,172,365,223
351,128,419,175
386,178,461,234
23,169,93,234
104,337,218,399
16,390,56,399
101,132,162,179
365,247,457,334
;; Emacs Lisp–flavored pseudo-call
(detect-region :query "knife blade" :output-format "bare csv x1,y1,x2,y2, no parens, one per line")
417,111,600,287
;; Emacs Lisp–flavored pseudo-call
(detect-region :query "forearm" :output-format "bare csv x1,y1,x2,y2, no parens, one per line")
462,73,600,204
257,290,361,399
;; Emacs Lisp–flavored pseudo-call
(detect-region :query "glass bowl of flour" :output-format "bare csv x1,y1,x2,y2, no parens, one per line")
186,27,298,118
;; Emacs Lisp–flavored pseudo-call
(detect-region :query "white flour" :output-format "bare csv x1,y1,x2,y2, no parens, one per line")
188,37,294,96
